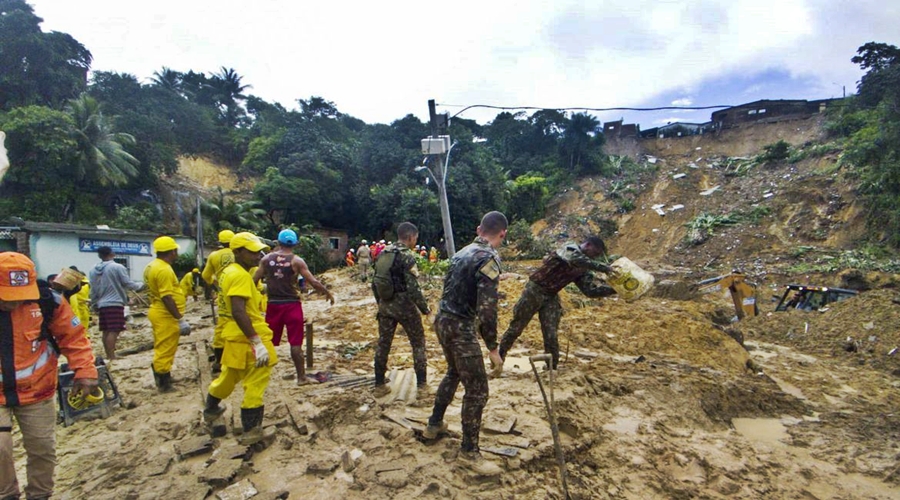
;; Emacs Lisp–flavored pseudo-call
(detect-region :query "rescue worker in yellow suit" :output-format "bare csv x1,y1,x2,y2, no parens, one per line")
144,236,190,392
202,229,236,374
70,276,91,336
202,232,277,444
180,268,203,302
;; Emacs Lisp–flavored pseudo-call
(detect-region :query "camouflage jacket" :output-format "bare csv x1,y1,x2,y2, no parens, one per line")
438,236,502,350
372,242,429,313
530,242,615,297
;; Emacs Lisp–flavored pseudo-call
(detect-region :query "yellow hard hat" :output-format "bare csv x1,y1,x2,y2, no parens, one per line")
229,232,267,252
153,236,180,253
192,268,200,273
218,229,235,244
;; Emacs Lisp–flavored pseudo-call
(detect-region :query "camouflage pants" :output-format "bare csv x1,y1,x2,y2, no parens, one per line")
498,281,563,368
429,312,488,452
374,299,426,386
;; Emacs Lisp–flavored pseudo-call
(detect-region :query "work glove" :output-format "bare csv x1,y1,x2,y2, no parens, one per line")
179,318,191,336
250,336,270,367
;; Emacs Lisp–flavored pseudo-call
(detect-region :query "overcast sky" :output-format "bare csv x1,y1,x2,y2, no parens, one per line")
28,0,899,128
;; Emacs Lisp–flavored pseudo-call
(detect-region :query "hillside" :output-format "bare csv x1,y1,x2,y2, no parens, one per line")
535,116,896,294
16,119,900,500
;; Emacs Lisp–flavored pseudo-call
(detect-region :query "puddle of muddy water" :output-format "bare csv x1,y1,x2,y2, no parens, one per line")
502,355,540,374
731,418,789,446
768,375,808,400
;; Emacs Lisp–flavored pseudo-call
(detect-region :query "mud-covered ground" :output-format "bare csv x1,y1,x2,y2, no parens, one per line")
10,263,899,500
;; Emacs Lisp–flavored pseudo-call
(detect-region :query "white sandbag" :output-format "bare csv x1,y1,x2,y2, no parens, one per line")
607,257,654,302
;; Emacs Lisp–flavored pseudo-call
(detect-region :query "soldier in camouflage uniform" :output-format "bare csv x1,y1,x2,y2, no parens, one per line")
372,222,431,397
424,211,508,477
498,235,616,369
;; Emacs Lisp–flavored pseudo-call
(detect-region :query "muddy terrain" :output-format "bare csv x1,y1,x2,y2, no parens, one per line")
11,118,900,499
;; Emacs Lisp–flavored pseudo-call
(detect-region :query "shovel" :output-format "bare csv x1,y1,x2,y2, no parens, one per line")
529,353,570,499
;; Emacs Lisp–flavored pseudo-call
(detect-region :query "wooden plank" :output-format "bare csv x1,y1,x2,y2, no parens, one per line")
381,411,413,430
499,436,531,449
482,446,519,457
484,415,517,434
282,397,305,435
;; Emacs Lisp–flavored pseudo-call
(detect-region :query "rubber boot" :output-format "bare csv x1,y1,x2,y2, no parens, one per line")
238,406,265,445
211,348,224,375
203,394,227,437
157,371,175,393
151,365,161,388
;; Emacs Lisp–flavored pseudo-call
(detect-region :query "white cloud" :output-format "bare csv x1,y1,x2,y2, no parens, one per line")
672,98,694,106
26,0,899,125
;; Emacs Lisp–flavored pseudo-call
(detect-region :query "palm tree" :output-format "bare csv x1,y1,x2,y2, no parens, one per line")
67,94,139,187
201,187,265,233
150,66,183,94
561,112,602,173
209,67,251,126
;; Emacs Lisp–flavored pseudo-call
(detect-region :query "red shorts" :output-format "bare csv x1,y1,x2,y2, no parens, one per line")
98,306,126,333
266,301,304,346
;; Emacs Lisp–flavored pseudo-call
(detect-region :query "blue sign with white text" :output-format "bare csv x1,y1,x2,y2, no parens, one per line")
79,238,152,256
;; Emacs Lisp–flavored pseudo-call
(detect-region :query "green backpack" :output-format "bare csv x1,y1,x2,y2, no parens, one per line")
372,248,406,301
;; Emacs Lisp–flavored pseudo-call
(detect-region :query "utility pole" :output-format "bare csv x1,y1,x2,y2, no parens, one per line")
428,99,456,257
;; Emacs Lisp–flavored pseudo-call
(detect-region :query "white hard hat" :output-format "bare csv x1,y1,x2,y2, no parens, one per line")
361,240,367,244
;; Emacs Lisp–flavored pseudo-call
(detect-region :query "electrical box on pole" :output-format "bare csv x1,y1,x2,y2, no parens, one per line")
421,136,450,155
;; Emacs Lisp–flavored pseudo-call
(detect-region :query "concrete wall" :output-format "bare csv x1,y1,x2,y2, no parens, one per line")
29,232,195,282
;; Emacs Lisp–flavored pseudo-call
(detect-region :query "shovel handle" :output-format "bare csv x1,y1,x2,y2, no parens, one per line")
528,353,552,363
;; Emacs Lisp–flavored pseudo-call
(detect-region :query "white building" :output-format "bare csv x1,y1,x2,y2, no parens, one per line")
0,220,195,282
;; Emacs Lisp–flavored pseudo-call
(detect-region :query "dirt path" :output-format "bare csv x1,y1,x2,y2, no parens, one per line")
12,266,900,499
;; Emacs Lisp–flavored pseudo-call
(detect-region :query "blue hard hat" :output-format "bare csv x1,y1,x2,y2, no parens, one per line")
278,229,298,245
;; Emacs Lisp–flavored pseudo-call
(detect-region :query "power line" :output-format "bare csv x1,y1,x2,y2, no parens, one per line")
439,103,735,120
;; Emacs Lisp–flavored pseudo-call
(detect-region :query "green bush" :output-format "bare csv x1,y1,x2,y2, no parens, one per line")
506,219,551,259
685,213,740,245
173,252,198,276
113,204,161,231
759,140,791,163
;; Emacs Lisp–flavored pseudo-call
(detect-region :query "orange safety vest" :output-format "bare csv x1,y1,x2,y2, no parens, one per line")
0,297,97,407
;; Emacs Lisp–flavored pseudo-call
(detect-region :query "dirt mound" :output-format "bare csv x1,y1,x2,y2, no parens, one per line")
500,263,750,375
738,288,900,375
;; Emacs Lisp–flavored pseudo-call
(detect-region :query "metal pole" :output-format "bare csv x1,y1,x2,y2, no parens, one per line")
428,99,455,257
434,155,455,257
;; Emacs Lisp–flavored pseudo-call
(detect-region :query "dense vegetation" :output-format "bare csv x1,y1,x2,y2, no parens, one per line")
0,0,606,251
2,1,898,255
826,42,900,247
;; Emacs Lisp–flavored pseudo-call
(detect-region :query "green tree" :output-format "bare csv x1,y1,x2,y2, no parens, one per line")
507,174,549,222
67,94,139,187
0,105,78,221
209,67,251,127
835,42,900,247
0,0,92,109
150,66,183,94
202,188,266,233
560,112,604,174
